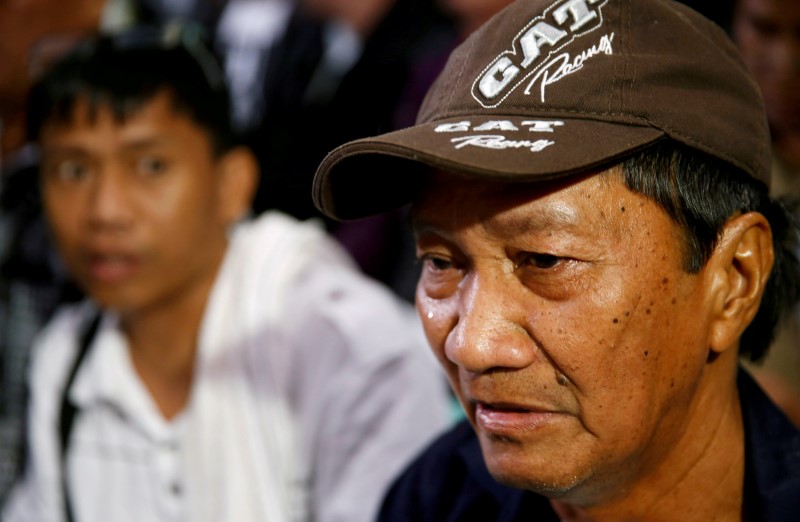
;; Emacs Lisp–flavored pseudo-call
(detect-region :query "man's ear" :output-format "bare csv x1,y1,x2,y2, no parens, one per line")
216,146,259,226
706,212,774,354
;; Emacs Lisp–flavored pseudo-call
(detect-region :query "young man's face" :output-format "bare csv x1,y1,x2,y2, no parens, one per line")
412,170,721,504
40,91,233,316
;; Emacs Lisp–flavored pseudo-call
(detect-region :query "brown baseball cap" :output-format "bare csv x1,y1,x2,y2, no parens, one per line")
313,0,770,220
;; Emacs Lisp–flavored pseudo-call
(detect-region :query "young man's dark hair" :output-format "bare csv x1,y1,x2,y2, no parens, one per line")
26,23,236,156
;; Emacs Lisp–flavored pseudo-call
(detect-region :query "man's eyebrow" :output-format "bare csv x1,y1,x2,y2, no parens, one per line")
410,214,442,237
120,137,172,151
42,135,172,156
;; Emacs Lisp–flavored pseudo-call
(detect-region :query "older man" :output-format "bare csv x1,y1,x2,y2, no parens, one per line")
312,0,800,520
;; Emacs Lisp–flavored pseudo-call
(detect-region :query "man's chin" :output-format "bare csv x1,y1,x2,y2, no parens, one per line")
484,457,584,499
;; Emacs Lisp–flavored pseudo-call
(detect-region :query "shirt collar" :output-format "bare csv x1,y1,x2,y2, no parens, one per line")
69,312,183,444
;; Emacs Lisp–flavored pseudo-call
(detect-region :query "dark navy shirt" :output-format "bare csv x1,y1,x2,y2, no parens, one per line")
378,369,800,522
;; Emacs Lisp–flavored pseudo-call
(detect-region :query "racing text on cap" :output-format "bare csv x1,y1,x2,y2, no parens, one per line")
473,0,610,108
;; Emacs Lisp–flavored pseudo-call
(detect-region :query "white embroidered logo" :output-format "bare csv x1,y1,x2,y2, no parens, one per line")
472,0,609,108
434,120,564,133
451,136,556,153
525,32,614,102
434,119,564,154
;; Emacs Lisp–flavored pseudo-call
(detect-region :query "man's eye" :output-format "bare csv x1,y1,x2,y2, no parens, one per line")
422,255,454,272
54,160,89,181
751,16,780,38
137,156,167,176
525,253,560,269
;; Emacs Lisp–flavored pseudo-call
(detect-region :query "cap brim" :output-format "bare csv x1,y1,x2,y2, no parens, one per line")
314,115,666,220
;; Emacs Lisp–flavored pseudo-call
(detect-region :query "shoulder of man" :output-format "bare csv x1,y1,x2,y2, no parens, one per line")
230,211,356,293
739,369,800,520
243,212,421,359
222,211,429,380
378,419,558,522
219,211,351,325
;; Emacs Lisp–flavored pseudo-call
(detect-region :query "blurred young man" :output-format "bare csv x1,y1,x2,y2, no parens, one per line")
733,0,800,181
732,0,800,427
312,0,800,519
3,24,450,522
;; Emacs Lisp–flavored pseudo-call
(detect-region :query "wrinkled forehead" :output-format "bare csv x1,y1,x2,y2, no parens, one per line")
410,167,623,235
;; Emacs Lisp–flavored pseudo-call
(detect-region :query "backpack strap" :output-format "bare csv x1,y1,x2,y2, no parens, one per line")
57,311,101,522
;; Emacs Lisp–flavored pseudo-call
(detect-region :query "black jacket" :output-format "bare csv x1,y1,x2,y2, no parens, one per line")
378,369,800,521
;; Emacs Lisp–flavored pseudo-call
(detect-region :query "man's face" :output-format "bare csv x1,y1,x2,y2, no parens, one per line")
413,170,717,503
733,0,800,169
40,91,231,316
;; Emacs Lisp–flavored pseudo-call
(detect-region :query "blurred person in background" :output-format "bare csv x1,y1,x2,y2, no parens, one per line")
677,0,800,426
732,0,800,426
2,23,450,522
437,0,516,35
245,0,455,303
393,0,516,131
733,0,800,192
214,0,294,135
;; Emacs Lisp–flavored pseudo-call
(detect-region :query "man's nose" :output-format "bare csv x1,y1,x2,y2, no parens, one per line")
87,169,133,229
445,270,538,374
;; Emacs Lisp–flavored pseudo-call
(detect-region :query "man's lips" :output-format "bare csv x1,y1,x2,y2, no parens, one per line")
85,252,141,283
474,401,563,435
